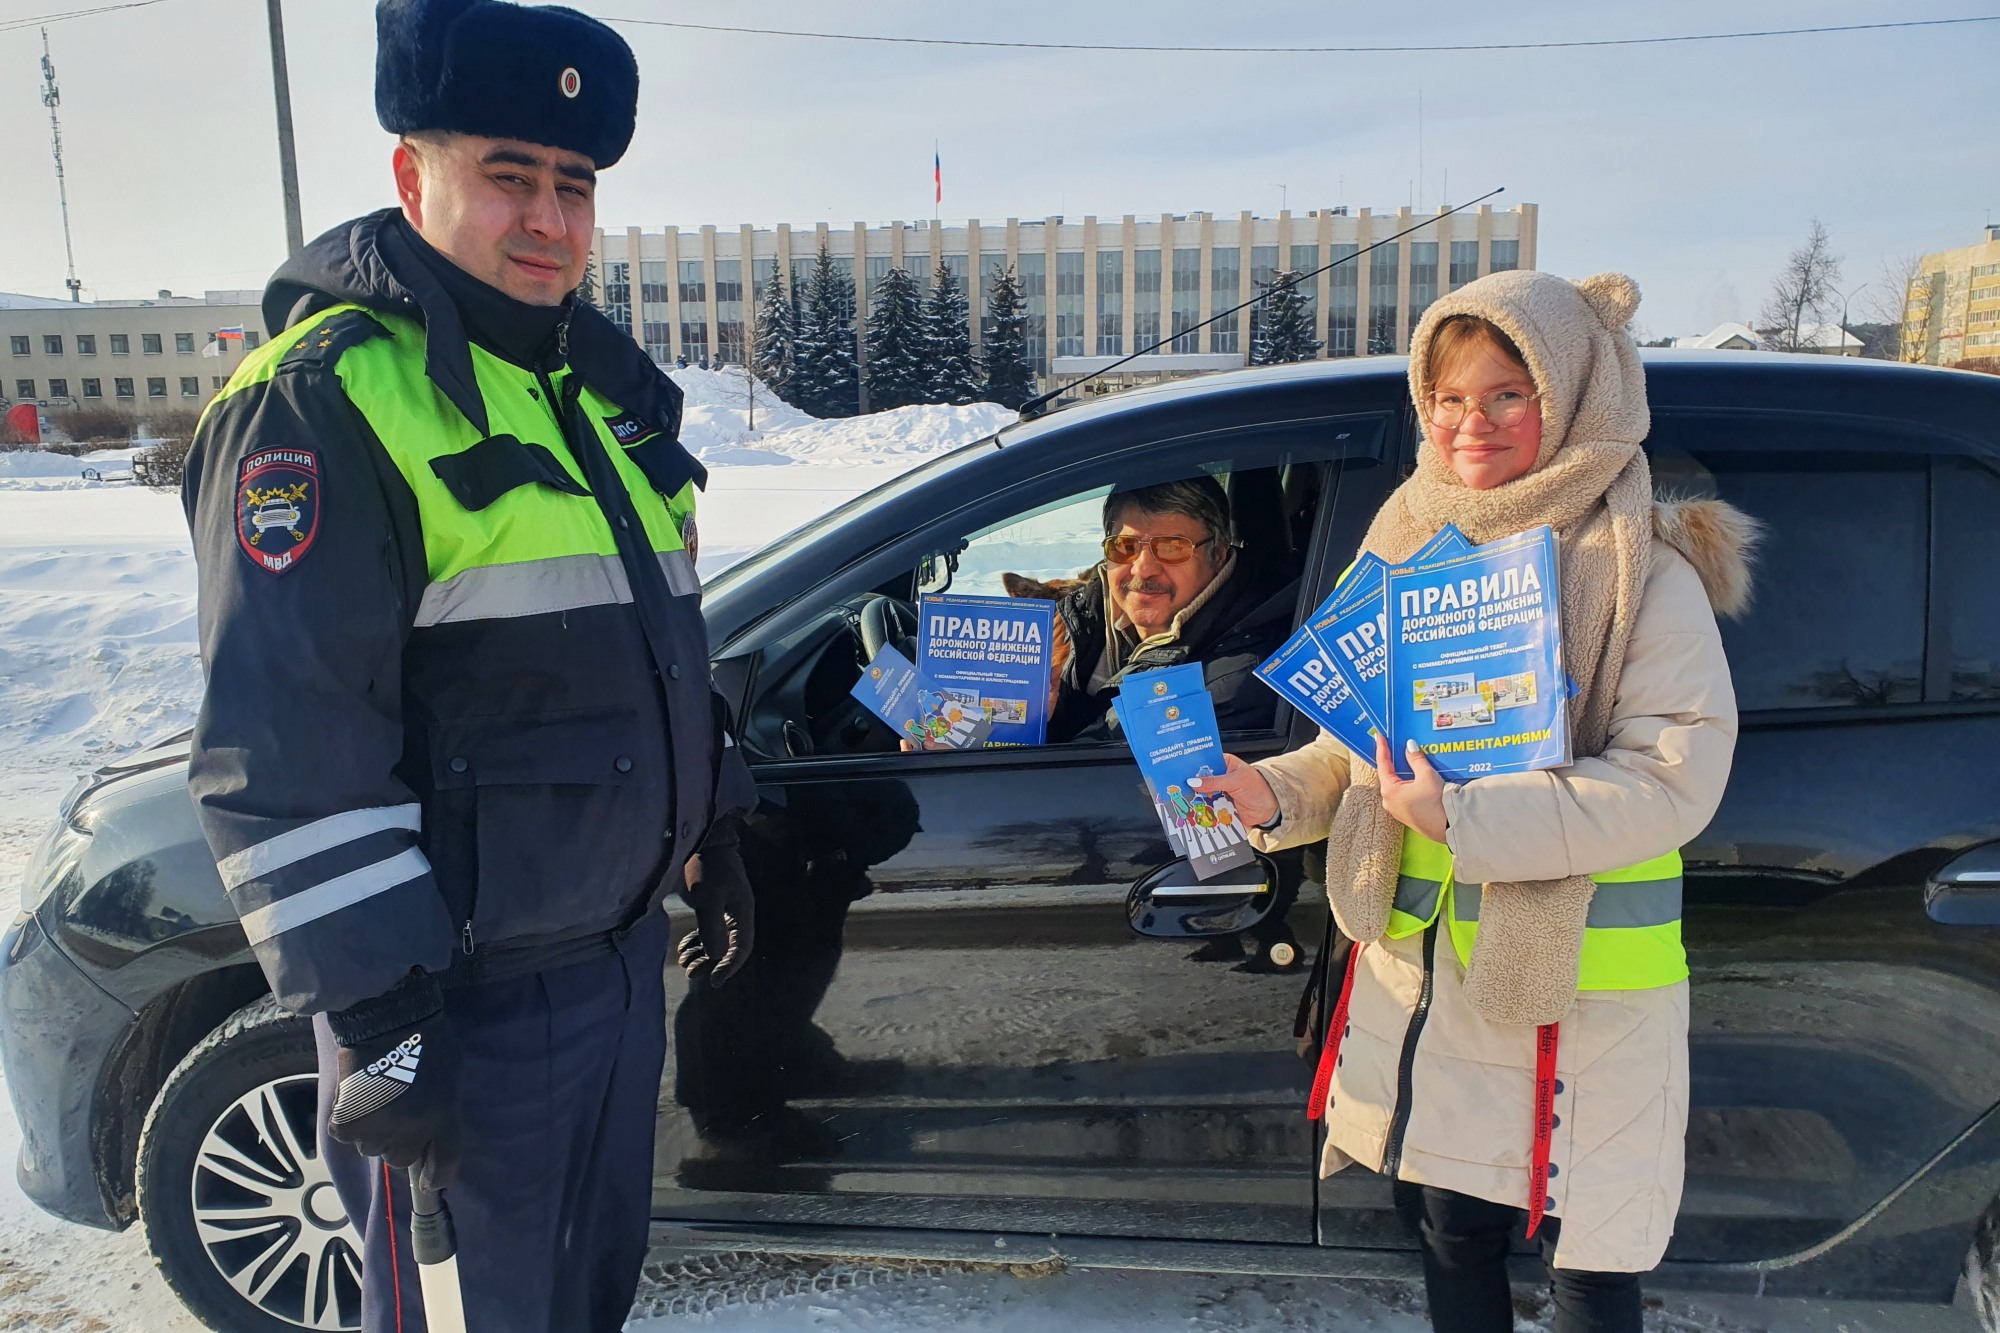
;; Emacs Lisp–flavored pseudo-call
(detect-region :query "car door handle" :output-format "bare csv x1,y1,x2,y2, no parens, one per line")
1926,843,2000,925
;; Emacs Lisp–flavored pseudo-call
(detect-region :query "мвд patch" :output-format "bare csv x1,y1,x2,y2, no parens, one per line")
236,448,321,574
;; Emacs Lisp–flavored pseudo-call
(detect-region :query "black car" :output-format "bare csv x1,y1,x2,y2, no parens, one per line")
5,351,1999,1333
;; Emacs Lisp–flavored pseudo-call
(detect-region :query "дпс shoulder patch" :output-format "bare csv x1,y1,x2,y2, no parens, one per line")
280,309,390,371
236,447,321,574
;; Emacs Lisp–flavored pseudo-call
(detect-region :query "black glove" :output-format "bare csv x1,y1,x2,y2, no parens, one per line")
325,973,462,1191
680,821,755,987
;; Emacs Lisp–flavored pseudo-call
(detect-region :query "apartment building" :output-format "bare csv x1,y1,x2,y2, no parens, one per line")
1902,224,2000,365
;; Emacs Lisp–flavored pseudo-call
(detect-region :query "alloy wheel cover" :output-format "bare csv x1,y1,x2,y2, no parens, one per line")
189,1073,363,1330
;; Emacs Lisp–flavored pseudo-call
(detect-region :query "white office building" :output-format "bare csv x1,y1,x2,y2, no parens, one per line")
590,203,1538,391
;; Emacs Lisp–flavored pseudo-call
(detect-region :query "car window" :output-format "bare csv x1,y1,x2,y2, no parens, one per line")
1938,453,2000,702
1648,418,1927,712
950,487,1108,595
734,420,1387,762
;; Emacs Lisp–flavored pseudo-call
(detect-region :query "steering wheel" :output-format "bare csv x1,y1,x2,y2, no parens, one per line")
858,594,920,665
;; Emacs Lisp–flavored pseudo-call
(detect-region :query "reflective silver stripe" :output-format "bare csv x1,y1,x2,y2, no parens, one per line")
1451,878,1681,929
1456,880,1483,921
1585,877,1683,929
661,548,700,596
216,804,421,890
415,553,630,627
237,846,430,945
1393,874,1442,921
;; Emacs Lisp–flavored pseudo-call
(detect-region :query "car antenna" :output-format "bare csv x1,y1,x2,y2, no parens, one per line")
1017,186,1506,420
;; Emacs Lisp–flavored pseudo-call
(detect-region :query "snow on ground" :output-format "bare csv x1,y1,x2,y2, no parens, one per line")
0,400,1982,1329
671,366,1015,468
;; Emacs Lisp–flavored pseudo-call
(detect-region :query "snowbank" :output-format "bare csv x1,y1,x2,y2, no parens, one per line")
0,446,141,480
667,367,1013,467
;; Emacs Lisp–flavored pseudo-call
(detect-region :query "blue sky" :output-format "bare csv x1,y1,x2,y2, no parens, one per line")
0,0,1993,335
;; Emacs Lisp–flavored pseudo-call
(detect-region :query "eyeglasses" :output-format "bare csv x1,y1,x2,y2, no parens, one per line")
1103,534,1209,565
1426,389,1541,430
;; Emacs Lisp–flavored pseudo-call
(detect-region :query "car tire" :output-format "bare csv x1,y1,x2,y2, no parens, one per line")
137,996,364,1332
1967,1194,2000,1333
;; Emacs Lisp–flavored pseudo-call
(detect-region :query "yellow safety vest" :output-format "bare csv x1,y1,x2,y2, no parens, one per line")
1386,831,1687,990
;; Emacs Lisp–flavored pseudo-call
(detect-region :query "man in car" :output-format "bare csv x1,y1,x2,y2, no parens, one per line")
1044,476,1294,742
179,2,754,1327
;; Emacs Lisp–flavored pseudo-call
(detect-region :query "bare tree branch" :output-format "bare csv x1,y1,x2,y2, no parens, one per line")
1759,219,1843,352
1864,251,1924,327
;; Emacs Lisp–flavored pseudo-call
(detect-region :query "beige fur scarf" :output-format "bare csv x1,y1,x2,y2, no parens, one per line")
1322,269,1659,1027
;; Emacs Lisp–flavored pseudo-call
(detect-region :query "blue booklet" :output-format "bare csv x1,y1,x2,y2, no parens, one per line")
1257,527,1471,762
1382,525,1570,782
1307,567,1393,737
1115,667,1258,880
918,594,1056,747
850,644,995,749
1253,628,1377,758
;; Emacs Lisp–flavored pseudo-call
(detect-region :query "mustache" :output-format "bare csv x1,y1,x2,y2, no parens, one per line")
1118,576,1173,596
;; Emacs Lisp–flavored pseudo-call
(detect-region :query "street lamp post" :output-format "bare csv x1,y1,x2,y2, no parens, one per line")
1833,282,1868,358
266,0,305,257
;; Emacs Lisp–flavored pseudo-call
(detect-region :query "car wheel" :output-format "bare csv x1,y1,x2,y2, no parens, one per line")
1969,1196,2000,1333
138,996,363,1332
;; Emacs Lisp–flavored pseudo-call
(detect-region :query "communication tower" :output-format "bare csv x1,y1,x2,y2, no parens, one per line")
40,29,83,303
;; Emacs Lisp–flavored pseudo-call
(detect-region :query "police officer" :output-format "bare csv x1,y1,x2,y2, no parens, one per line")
181,2,755,1327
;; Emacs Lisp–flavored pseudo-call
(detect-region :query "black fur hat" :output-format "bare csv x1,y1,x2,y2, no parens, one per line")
375,0,638,167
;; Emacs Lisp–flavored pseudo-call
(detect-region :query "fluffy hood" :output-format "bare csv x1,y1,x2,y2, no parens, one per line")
1407,268,1651,479
1653,495,1761,618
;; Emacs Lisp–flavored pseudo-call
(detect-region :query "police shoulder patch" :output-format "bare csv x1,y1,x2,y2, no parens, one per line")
236,447,322,574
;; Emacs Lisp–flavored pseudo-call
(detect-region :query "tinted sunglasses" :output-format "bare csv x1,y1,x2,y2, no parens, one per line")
1103,534,1209,565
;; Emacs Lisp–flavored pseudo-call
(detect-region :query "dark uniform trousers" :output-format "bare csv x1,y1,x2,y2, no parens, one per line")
315,915,672,1332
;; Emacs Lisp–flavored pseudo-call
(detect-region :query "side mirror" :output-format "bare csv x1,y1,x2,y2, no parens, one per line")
1126,854,1279,939
1926,843,2000,925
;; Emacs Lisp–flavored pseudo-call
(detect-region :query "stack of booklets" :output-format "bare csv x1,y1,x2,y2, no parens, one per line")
1113,665,1259,880
1255,524,1572,783
848,593,1059,750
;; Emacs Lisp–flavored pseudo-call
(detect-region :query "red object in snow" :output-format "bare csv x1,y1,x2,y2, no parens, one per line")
2,403,40,445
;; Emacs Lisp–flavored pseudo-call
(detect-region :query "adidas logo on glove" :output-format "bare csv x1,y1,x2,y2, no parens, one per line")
366,1033,424,1084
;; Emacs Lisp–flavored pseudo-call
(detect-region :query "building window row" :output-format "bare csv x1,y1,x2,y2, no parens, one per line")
1210,248,1239,354
6,329,255,359
602,219,1527,372
1096,250,1123,355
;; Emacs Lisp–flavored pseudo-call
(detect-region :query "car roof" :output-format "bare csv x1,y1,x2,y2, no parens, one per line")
995,349,2000,456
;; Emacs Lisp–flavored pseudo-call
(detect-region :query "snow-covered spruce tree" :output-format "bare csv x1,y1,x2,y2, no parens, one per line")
791,243,860,418
752,271,797,401
979,263,1035,410
864,266,928,411
921,263,983,406
577,253,600,309
1250,269,1322,366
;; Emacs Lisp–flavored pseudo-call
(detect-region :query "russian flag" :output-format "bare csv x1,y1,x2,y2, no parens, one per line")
934,148,941,207
216,326,245,340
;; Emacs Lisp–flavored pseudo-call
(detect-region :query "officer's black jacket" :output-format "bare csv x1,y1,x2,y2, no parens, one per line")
183,210,756,1021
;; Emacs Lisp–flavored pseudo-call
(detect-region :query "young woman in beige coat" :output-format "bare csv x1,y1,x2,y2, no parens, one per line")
1194,269,1757,1333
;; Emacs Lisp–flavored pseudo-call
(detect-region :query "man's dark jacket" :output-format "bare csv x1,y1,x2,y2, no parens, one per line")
1047,564,1296,743
182,211,755,1019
